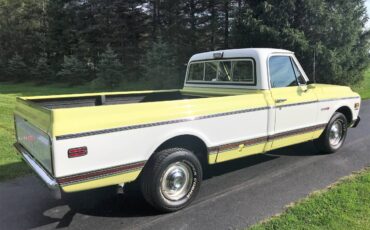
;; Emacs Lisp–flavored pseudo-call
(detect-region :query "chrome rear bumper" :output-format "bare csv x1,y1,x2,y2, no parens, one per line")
14,143,61,199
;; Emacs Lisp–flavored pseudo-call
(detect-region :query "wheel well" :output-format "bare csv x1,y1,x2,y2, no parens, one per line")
154,135,208,166
336,106,352,124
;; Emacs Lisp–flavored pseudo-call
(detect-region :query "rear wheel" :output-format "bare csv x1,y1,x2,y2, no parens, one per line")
314,112,348,153
140,148,202,212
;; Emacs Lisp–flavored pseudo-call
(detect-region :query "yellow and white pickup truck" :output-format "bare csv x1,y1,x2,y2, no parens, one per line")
14,48,361,212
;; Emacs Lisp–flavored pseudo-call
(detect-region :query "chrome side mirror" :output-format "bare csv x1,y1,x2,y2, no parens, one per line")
299,84,308,92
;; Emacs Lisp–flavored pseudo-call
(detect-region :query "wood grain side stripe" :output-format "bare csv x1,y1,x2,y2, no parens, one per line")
57,161,146,185
208,123,327,154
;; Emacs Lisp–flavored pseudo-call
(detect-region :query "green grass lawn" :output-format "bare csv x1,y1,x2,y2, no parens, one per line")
250,169,370,230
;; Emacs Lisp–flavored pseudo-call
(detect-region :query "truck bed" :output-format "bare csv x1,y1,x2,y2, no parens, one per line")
14,87,267,178
15,87,258,138
29,91,204,109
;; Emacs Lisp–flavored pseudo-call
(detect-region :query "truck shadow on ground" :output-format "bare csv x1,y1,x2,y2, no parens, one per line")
56,142,320,227
0,142,319,229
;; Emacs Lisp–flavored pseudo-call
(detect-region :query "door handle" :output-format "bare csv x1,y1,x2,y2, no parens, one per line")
275,99,287,103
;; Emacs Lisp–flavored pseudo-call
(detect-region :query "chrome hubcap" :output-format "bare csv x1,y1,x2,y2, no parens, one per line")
329,120,343,146
160,162,193,201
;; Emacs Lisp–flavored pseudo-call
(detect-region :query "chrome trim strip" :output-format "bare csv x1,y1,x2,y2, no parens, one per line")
56,106,270,140
275,100,317,108
319,96,360,103
275,96,360,109
55,96,360,140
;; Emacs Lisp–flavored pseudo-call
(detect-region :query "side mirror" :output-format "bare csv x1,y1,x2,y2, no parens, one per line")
299,84,308,92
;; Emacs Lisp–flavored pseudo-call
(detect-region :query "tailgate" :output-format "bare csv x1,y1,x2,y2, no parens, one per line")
14,98,53,174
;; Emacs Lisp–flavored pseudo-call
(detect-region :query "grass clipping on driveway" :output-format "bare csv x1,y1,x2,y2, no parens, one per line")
250,169,370,230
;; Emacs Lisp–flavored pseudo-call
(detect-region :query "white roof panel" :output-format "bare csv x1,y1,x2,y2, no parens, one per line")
189,48,293,62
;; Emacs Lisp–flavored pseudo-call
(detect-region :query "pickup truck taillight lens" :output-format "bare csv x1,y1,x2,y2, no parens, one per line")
68,147,88,158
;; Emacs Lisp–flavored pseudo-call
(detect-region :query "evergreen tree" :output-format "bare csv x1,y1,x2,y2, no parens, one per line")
0,0,46,69
0,59,6,81
57,55,89,85
96,46,125,88
0,0,369,86
142,39,180,89
7,53,28,82
230,0,370,85
33,56,54,83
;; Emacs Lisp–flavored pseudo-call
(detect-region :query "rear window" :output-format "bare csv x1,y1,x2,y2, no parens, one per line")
187,59,255,85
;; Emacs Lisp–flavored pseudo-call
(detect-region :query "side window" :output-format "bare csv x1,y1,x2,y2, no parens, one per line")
188,63,204,81
269,56,298,88
217,61,232,81
205,62,218,81
233,61,254,82
290,58,306,85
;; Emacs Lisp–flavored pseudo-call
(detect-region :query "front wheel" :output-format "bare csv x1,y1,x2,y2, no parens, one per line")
140,148,202,212
314,112,348,154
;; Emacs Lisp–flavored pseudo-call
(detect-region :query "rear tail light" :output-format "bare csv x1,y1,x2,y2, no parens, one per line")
68,147,88,158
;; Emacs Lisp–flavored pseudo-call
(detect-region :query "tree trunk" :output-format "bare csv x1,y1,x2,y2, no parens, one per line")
190,0,196,51
224,0,229,49
210,0,216,50
152,0,160,38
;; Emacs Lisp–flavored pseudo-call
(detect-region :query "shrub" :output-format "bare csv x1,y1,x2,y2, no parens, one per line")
57,55,89,85
95,46,125,88
7,54,29,82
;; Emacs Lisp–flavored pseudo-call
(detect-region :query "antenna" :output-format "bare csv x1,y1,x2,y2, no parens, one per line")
313,47,316,83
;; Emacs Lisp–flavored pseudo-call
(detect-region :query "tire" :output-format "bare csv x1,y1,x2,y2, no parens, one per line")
314,112,348,154
140,148,202,212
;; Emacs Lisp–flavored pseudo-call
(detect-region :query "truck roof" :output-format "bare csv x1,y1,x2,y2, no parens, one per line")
189,48,293,62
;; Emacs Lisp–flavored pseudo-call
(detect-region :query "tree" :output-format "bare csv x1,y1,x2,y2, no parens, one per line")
0,0,46,69
33,56,54,83
95,46,125,88
57,55,89,85
0,0,369,86
142,39,180,89
0,59,6,81
7,54,28,82
230,0,370,85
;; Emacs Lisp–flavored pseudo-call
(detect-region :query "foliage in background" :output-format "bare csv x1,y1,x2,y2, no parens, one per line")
95,46,125,88
232,0,370,85
7,54,28,82
57,55,90,85
0,0,369,87
142,39,181,89
33,56,54,84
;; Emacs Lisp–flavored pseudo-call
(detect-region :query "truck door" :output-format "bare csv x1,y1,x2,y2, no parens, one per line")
268,55,319,150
